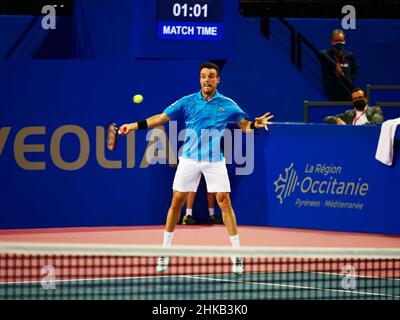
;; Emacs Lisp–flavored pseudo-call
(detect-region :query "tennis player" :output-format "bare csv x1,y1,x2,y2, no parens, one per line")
119,62,273,274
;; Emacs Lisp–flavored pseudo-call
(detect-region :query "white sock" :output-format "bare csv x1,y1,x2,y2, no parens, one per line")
208,208,215,217
186,209,192,216
229,234,240,249
163,231,174,247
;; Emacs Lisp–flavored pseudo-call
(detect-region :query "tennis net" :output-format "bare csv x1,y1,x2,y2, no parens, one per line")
1,242,399,300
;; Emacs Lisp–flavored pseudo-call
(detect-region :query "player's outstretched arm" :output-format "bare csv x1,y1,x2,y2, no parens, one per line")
119,113,170,134
237,112,274,133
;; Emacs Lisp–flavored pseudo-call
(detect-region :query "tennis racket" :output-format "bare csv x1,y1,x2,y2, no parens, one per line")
106,122,122,151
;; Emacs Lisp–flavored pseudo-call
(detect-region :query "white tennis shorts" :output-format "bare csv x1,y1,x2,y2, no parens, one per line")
172,157,231,193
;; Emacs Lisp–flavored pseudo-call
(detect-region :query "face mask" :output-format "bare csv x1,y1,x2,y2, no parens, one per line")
353,100,366,111
333,41,345,51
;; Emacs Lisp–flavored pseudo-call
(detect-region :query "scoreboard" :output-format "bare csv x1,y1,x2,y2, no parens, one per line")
132,0,238,59
157,0,224,40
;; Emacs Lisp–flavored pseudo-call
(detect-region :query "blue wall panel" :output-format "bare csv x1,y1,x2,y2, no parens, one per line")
1,3,400,233
287,18,400,89
0,59,202,228
0,16,33,57
231,124,400,234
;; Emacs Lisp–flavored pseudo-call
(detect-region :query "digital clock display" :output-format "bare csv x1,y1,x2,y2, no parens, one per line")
172,3,209,18
157,0,224,40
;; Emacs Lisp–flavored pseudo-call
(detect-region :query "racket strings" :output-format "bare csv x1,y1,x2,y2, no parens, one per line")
107,123,118,151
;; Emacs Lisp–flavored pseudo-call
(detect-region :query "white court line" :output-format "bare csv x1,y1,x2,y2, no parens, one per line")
0,270,398,285
181,274,400,299
308,271,400,281
1,271,399,299
0,274,170,286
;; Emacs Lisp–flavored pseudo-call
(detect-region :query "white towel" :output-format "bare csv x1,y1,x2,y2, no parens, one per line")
375,118,400,166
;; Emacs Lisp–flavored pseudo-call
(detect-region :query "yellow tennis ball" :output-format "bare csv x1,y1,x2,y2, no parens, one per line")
133,94,143,104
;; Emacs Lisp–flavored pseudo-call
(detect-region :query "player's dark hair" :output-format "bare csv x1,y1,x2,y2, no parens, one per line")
200,62,220,76
351,88,367,102
351,87,365,95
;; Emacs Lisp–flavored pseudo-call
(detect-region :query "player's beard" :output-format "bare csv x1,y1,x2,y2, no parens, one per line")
202,84,216,97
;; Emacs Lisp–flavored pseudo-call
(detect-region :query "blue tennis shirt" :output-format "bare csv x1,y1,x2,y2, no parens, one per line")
163,90,249,162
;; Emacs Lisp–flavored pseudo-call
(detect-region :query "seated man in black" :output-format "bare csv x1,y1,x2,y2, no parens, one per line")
323,88,384,125
320,29,359,101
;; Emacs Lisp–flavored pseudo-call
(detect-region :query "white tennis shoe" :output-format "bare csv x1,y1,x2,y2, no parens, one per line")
231,257,244,274
156,256,169,273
